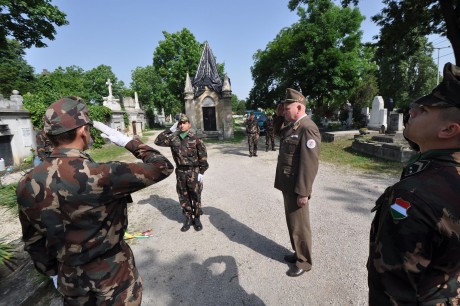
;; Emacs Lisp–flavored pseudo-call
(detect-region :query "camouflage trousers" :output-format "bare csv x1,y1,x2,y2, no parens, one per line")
176,167,203,217
247,134,259,155
57,240,142,305
265,130,275,150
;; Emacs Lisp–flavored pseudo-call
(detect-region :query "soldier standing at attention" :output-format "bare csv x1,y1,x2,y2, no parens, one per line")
368,63,460,305
154,114,209,232
16,96,174,305
274,88,321,277
245,111,260,157
264,112,276,152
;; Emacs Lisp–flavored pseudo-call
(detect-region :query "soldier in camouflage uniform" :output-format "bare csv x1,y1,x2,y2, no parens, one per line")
34,128,54,166
154,114,209,232
264,113,275,152
368,63,460,305
16,96,174,305
245,112,260,157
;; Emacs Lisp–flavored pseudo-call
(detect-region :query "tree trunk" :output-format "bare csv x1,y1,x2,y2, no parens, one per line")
439,0,460,65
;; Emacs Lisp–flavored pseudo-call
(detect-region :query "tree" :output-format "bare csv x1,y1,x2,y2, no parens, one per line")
289,0,460,65
376,36,437,108
0,39,35,96
0,0,68,49
249,0,369,113
131,65,156,110
152,28,226,115
83,65,124,103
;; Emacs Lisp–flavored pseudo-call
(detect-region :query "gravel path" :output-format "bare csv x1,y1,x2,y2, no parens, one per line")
0,132,399,305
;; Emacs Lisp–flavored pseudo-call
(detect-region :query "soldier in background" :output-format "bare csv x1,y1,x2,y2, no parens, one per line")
264,113,275,152
245,112,260,157
16,96,174,305
34,127,53,166
155,114,209,232
368,63,460,305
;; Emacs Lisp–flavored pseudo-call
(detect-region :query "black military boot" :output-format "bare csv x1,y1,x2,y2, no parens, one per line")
181,216,193,232
266,146,268,152
193,216,203,231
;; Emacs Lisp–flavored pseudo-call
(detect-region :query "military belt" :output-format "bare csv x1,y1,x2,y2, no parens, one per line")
177,165,197,170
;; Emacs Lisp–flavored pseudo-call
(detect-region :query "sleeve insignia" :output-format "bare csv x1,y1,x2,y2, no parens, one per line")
306,139,316,149
390,198,411,220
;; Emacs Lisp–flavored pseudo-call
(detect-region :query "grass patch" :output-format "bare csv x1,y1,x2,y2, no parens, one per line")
0,184,18,214
320,138,403,176
205,130,246,144
87,144,128,162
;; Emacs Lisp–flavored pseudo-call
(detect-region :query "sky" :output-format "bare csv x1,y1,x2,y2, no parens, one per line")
24,0,455,100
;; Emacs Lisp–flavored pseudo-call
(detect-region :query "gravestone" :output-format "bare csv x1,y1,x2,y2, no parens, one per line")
102,79,121,111
388,112,404,133
368,96,387,130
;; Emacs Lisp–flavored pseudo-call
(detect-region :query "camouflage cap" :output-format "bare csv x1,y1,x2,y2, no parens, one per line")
44,97,93,135
413,62,460,108
281,88,306,105
179,114,189,123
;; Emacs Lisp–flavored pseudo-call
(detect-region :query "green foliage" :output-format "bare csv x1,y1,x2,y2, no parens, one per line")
0,0,68,49
376,36,437,108
152,29,203,115
88,105,112,148
82,65,124,103
0,184,18,214
248,0,369,111
0,239,15,271
0,39,36,96
150,28,226,115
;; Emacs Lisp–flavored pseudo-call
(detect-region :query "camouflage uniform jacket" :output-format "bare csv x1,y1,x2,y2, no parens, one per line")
36,130,53,160
368,149,460,305
245,118,260,135
264,117,274,132
16,138,174,275
154,130,209,174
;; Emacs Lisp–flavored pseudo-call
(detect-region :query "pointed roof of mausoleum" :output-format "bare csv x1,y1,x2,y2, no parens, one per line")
192,41,222,97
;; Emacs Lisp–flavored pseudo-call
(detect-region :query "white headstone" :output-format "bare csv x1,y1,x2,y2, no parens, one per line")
368,96,387,130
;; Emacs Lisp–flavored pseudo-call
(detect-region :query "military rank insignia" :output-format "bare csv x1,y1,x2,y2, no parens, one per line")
390,198,411,220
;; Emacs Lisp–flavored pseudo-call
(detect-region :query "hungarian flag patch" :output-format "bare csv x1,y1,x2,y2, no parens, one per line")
390,198,411,220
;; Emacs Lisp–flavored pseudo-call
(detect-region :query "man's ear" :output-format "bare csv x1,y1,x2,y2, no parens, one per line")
438,122,460,139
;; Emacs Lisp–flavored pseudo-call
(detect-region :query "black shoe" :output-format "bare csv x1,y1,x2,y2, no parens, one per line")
266,148,268,152
272,148,276,151
181,217,193,232
253,153,258,157
284,254,297,263
286,266,306,277
249,153,252,157
193,217,203,231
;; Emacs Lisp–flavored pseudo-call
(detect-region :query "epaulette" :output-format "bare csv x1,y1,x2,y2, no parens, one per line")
402,160,431,178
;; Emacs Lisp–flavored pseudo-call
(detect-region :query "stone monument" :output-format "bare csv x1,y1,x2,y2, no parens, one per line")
102,79,121,111
368,96,387,130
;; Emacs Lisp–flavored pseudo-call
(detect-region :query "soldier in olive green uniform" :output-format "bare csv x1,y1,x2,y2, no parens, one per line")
368,63,460,305
16,97,174,305
245,112,260,157
274,88,321,277
155,115,209,232
264,113,275,151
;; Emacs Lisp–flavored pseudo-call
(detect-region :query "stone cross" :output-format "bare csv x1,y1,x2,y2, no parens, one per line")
106,79,113,98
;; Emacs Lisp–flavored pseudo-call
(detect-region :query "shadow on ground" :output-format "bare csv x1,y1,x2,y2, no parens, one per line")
139,195,290,264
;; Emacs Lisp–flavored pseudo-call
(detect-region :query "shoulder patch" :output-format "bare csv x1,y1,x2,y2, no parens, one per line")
390,198,411,220
306,139,316,149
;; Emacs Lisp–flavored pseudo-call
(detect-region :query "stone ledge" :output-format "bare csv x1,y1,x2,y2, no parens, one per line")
352,140,416,163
